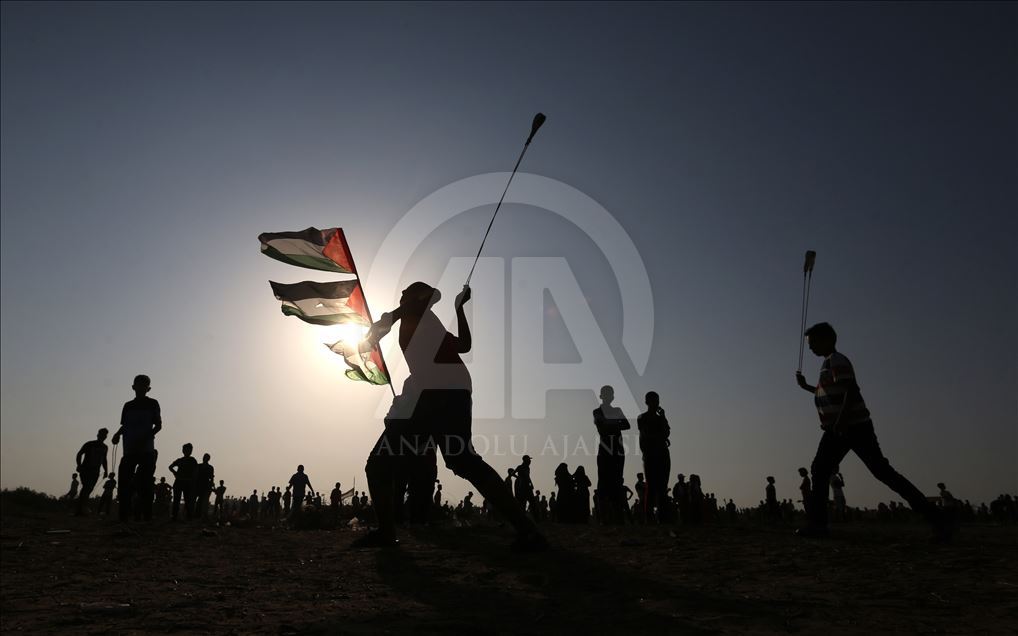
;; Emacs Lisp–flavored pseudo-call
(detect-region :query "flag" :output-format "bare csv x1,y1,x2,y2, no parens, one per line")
258,227,356,274
326,339,389,385
260,226,392,389
269,280,371,326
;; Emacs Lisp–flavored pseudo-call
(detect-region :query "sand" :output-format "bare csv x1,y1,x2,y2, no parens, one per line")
2,506,1016,634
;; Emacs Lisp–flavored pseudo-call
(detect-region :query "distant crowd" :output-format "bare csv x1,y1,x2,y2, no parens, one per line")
64,374,1017,530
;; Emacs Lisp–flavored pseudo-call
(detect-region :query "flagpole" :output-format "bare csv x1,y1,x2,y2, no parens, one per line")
341,232,397,399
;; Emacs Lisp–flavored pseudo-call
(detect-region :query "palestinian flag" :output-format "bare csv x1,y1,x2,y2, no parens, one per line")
269,280,371,326
258,227,356,274
326,339,389,385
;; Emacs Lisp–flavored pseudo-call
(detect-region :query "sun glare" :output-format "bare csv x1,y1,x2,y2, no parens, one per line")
316,323,370,354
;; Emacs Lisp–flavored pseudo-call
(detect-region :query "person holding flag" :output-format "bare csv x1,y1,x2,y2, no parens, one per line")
353,282,545,550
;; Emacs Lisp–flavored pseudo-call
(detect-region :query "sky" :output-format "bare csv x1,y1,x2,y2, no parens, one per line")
2,2,1015,508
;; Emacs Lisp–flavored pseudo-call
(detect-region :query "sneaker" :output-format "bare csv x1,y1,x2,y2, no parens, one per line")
349,530,399,549
510,531,550,552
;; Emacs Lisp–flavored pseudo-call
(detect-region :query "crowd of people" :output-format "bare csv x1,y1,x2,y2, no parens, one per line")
65,376,1017,532
62,293,1016,547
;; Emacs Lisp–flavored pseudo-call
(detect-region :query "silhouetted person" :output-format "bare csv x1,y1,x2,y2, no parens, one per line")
154,476,171,514
686,474,704,525
622,483,635,522
66,473,79,501
214,480,227,518
573,466,591,522
798,467,812,513
795,322,948,539
98,473,116,516
673,473,689,523
434,482,443,507
765,476,779,519
331,482,343,511
531,490,545,522
593,385,630,524
633,473,648,523
288,465,313,517
168,443,198,521
831,469,847,520
356,282,543,549
111,374,161,522
554,463,576,523
283,485,292,515
638,391,670,522
249,490,258,519
194,453,214,519
938,482,958,509
707,493,719,521
74,428,109,515
514,455,537,514
271,487,283,518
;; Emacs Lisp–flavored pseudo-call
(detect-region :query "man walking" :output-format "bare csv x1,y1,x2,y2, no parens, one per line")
288,465,313,517
74,428,109,515
795,322,948,539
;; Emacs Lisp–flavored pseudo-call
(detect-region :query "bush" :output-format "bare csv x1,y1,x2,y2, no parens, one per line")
1,487,63,513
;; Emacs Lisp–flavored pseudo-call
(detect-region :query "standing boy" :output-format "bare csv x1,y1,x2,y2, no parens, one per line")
168,443,198,521
637,391,670,521
111,375,161,521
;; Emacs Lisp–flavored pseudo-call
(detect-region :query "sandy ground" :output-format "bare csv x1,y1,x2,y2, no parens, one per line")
2,506,1017,635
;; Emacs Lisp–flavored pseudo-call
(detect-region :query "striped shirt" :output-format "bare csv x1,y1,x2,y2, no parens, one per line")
814,351,871,429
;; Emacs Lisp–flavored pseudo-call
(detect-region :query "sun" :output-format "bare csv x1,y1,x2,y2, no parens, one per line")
318,323,370,351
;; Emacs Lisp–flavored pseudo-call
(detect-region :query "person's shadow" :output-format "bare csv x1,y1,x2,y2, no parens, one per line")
298,526,788,634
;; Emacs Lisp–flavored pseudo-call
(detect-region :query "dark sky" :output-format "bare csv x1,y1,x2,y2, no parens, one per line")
2,2,1015,506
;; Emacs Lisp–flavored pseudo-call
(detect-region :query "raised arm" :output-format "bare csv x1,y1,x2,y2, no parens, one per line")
363,306,406,350
75,444,88,470
454,286,472,353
